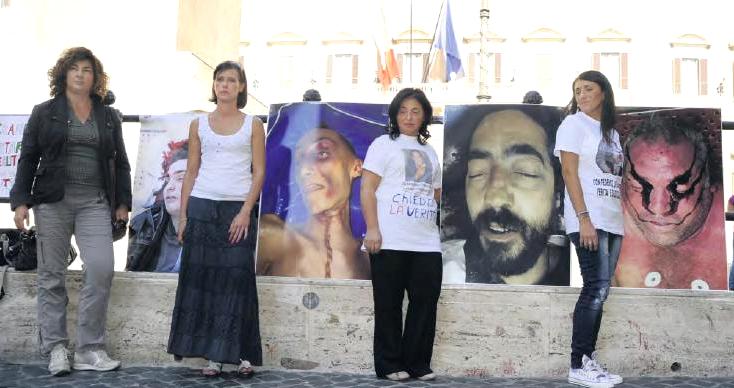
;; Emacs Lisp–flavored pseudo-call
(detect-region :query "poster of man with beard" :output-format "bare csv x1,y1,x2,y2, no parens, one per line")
615,108,727,290
441,105,570,285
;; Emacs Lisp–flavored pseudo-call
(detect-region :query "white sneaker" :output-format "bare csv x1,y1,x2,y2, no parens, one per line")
385,371,410,381
73,349,121,371
48,344,71,376
590,351,623,384
568,355,615,387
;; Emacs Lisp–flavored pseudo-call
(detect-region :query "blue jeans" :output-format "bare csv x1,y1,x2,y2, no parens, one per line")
729,261,734,291
568,230,622,368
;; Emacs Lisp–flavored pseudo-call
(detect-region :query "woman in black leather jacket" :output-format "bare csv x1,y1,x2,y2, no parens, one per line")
9,47,131,377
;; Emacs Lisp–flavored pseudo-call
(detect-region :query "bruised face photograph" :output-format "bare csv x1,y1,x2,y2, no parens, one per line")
623,130,712,247
256,102,385,280
294,128,362,216
615,109,727,290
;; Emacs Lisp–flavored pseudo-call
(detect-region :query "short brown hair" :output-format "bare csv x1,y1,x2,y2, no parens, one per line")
209,61,248,109
48,47,108,99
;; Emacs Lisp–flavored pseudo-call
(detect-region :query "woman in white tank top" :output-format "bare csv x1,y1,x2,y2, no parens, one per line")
166,61,266,377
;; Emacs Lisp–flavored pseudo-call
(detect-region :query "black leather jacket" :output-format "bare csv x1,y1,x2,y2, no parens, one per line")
126,201,170,271
9,95,132,211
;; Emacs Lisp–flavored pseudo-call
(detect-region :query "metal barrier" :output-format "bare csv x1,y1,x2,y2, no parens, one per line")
121,115,733,128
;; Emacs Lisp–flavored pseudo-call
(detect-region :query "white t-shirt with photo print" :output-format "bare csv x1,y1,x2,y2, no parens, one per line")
554,111,624,235
362,134,442,252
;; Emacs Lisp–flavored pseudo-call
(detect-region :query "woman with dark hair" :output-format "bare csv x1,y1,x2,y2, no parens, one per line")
361,88,442,381
10,47,131,376
167,61,265,377
554,70,623,387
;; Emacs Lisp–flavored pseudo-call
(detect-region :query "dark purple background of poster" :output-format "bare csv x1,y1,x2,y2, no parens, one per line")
261,102,388,239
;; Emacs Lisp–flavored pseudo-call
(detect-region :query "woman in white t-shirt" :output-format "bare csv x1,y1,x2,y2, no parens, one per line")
361,88,442,382
554,70,624,388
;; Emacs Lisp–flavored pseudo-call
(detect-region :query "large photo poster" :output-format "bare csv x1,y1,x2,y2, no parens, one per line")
126,113,199,272
615,108,727,290
441,105,570,286
256,102,387,280
0,116,28,200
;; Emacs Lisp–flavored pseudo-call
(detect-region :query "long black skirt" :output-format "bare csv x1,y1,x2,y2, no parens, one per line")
167,196,262,365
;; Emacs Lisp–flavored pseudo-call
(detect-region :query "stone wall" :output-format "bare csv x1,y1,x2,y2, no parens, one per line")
1,271,732,377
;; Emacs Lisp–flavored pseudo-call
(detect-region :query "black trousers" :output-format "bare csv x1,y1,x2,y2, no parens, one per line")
568,231,622,369
369,249,442,378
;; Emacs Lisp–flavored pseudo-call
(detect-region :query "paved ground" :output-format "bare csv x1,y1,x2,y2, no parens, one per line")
1,362,733,387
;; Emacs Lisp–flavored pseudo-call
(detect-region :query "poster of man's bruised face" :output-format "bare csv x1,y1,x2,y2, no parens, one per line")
256,102,387,280
615,108,727,290
441,105,570,286
126,113,196,272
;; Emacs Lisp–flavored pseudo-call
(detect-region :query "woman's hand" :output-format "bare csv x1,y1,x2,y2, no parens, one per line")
177,217,187,243
579,216,598,251
14,205,29,231
228,208,251,244
115,205,129,222
363,227,382,254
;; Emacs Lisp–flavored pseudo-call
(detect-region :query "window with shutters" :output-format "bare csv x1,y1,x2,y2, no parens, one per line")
276,55,297,89
672,57,707,96
392,29,432,83
326,54,359,85
322,33,363,85
587,30,631,90
462,32,506,85
669,35,710,96
591,52,628,89
397,53,428,83
466,52,501,84
535,54,554,91
266,33,307,90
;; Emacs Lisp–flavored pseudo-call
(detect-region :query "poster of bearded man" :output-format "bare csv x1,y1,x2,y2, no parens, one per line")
441,104,570,286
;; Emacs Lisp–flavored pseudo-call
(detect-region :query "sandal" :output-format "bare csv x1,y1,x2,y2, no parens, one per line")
238,359,254,377
202,360,222,377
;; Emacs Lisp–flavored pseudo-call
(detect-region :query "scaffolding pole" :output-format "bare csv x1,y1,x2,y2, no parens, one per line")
477,0,491,101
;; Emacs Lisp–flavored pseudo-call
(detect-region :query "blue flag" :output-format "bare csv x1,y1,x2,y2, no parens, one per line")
427,0,464,82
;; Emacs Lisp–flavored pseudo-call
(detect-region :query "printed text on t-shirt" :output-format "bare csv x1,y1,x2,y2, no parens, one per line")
593,177,621,199
389,192,438,220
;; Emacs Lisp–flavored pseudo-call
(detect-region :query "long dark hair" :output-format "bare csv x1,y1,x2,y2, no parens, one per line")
209,61,248,109
387,88,433,145
48,47,108,99
565,70,616,143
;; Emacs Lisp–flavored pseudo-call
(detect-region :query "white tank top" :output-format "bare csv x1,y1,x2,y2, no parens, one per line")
190,114,253,201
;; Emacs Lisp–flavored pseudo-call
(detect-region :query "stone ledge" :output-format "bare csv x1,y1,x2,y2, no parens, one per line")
1,270,732,377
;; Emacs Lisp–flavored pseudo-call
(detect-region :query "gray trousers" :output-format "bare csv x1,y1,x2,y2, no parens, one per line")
34,184,114,354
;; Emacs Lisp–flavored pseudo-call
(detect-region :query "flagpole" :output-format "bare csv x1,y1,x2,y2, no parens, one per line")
422,0,445,83
477,0,492,101
409,0,413,83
